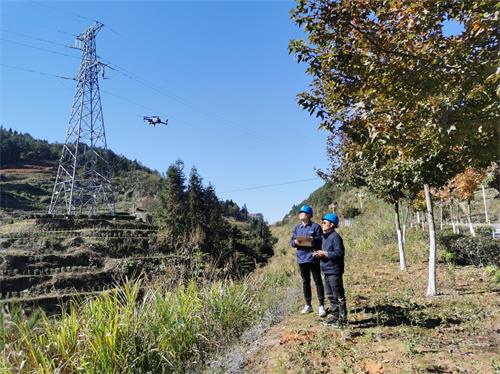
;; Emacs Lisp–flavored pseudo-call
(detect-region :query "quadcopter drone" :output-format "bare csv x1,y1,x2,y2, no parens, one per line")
143,116,168,126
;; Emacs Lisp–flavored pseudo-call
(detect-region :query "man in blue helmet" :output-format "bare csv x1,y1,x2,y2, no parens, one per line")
290,204,326,317
313,212,347,328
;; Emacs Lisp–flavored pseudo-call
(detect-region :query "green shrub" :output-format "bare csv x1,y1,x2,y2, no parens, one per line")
437,233,500,267
343,207,361,219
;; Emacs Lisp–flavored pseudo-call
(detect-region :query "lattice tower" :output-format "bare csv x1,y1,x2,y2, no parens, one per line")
48,21,115,215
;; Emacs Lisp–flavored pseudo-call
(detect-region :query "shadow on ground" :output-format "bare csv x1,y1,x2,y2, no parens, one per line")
349,304,462,329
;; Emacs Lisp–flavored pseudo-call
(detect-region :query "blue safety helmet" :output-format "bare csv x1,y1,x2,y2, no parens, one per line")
322,213,339,227
299,204,313,216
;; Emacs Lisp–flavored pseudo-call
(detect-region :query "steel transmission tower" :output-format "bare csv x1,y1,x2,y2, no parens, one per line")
48,21,115,215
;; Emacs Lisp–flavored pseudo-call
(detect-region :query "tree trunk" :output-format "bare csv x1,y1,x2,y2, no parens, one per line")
481,184,490,224
449,204,456,233
424,182,437,297
401,204,409,245
394,202,406,271
421,212,426,232
467,200,476,237
357,191,364,210
439,200,443,230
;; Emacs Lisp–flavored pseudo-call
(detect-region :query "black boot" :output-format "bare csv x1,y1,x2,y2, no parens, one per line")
337,298,347,328
323,305,339,326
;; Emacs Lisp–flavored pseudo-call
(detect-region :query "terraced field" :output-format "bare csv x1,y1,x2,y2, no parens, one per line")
0,214,179,312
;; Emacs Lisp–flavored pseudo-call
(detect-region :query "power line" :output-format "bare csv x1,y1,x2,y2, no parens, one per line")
31,2,97,23
0,63,74,80
101,58,271,146
30,2,120,37
218,178,321,194
2,30,272,146
0,28,71,49
1,38,81,60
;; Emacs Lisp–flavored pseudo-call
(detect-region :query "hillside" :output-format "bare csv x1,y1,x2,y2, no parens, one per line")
0,129,276,315
219,188,500,373
0,127,160,221
2,182,499,372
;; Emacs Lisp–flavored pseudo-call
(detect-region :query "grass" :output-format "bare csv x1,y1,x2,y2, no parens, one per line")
0,249,297,373
244,192,500,373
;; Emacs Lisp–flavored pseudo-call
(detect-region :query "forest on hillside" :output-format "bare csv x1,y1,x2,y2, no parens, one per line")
0,127,153,175
0,128,276,276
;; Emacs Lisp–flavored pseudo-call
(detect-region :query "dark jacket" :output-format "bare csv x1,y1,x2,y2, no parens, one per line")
290,221,322,264
319,230,345,275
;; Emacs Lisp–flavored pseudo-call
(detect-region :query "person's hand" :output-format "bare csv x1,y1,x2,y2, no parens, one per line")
313,250,327,258
294,239,299,246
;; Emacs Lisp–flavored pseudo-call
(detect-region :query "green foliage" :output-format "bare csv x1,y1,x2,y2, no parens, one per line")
156,160,188,243
437,232,500,267
289,0,499,203
343,207,361,219
221,200,248,220
286,182,341,219
0,127,155,175
1,269,294,373
155,160,275,275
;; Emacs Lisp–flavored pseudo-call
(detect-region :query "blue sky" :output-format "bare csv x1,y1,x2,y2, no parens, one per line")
1,1,330,223
0,1,463,223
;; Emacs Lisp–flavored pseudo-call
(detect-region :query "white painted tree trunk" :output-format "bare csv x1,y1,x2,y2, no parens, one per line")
421,212,426,232
467,200,476,237
394,202,406,271
481,184,490,224
416,211,420,224
402,224,406,246
449,204,456,233
357,191,364,210
424,183,437,297
439,200,443,230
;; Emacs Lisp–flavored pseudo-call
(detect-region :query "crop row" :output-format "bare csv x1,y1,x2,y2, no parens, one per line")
0,265,100,277
1,230,156,240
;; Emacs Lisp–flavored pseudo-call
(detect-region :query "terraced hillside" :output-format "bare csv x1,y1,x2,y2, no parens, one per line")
0,214,175,312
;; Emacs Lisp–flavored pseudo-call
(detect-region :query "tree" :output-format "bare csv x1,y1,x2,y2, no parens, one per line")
187,167,205,232
156,160,187,247
449,167,484,237
322,135,422,271
241,203,249,220
290,0,499,296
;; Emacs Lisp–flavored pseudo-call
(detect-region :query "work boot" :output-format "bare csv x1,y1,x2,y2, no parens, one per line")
323,314,339,326
337,298,347,328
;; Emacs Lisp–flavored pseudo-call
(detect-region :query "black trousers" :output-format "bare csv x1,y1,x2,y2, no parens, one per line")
299,262,324,306
323,273,346,313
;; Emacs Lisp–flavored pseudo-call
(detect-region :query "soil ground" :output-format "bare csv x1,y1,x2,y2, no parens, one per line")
242,262,499,373
227,220,500,374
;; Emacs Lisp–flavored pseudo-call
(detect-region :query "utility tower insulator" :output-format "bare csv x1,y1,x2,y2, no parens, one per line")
48,21,115,215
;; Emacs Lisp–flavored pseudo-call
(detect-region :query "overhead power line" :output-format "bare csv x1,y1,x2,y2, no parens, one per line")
30,2,121,37
101,59,271,146
0,63,74,80
218,178,321,194
1,38,81,60
31,2,97,23
0,28,71,48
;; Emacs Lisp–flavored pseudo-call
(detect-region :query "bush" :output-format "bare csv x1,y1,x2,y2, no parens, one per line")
343,206,361,219
437,233,500,267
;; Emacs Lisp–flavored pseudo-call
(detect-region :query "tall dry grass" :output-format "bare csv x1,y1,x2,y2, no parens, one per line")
1,257,295,373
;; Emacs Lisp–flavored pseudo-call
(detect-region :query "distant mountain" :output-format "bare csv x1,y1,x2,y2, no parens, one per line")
0,127,161,219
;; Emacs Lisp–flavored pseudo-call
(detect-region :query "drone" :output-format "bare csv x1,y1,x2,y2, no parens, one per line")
143,116,168,126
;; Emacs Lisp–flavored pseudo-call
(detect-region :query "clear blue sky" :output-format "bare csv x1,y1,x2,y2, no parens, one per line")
1,0,330,223
0,1,463,223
